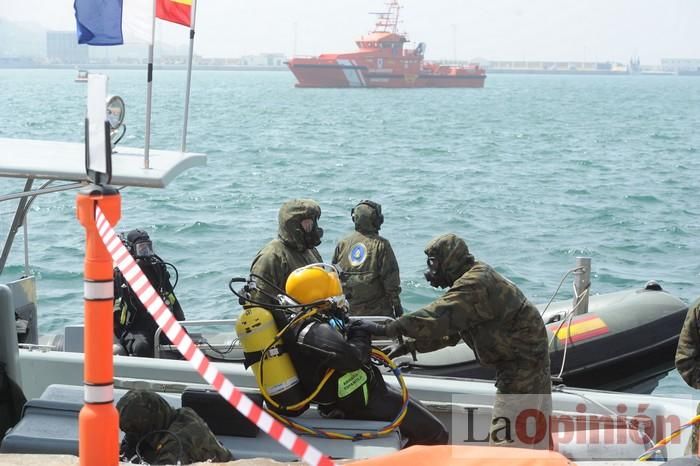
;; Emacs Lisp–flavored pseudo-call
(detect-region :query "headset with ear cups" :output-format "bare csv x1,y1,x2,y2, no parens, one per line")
351,200,384,229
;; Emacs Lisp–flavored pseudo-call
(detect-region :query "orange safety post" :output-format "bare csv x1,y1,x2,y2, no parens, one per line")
76,185,121,466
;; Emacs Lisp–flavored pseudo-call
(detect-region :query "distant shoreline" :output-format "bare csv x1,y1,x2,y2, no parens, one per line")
0,64,289,72
487,69,678,76
0,64,694,76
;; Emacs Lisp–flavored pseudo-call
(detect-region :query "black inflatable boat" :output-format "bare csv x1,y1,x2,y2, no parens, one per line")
394,282,688,393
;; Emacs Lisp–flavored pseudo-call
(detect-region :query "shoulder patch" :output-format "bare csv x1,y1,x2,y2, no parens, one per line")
348,242,368,266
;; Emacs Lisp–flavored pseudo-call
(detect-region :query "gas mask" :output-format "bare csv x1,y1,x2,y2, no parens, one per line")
424,256,450,289
124,229,154,258
300,217,323,249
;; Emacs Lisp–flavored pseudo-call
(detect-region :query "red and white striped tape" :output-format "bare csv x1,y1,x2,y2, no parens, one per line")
95,206,335,466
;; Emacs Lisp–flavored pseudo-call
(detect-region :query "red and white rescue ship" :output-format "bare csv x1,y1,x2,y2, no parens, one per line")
287,1,486,89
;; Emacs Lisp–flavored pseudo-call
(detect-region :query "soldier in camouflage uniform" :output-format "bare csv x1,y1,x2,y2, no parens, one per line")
117,389,233,465
356,233,552,449
249,199,324,310
674,297,700,454
332,200,403,317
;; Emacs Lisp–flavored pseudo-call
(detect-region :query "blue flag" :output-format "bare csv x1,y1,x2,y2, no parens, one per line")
74,0,124,45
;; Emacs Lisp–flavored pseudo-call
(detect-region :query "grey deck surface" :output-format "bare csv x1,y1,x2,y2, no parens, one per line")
1,384,399,462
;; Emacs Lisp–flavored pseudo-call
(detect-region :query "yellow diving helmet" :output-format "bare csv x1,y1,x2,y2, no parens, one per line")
285,263,344,306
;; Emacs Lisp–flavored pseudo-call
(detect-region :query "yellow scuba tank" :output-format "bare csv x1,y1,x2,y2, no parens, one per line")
235,306,306,411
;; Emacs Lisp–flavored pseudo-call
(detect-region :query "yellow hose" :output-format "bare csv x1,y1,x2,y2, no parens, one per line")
638,414,700,461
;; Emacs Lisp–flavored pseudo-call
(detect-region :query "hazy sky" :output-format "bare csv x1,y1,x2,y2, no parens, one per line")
2,0,699,63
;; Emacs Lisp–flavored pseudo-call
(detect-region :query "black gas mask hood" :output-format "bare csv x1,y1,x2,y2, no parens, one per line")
424,256,450,289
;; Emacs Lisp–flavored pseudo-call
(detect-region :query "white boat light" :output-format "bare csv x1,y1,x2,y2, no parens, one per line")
106,95,125,131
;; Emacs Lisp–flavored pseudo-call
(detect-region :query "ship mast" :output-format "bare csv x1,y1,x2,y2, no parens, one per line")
371,0,401,33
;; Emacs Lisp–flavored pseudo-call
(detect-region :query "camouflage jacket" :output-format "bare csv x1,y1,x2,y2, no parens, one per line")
332,230,402,317
250,200,323,307
394,260,549,367
676,297,700,388
117,390,233,465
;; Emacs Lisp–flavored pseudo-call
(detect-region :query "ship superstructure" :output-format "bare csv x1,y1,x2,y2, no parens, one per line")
287,0,486,88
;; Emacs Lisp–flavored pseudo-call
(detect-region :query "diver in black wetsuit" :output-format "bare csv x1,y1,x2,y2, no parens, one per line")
113,229,185,358
280,264,448,447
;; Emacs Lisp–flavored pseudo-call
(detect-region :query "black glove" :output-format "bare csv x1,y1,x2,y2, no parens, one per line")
392,304,404,318
349,319,388,337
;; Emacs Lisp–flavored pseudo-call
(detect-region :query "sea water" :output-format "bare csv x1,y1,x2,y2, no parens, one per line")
0,69,698,394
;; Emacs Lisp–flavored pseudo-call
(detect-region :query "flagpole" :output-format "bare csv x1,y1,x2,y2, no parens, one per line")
144,0,157,169
180,0,197,153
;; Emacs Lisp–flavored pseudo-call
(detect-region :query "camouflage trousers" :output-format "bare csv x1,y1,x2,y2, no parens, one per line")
489,364,552,450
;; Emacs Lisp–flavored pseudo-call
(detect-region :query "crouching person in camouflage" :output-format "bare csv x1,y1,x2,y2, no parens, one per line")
355,233,552,449
674,297,700,454
117,389,233,465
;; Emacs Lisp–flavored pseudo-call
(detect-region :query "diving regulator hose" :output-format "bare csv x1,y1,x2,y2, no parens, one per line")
636,414,700,461
229,275,410,440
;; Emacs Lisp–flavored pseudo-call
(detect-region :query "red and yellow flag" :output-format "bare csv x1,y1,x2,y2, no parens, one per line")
156,0,192,27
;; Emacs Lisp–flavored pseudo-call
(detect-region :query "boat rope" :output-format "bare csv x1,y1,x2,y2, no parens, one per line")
636,414,700,461
550,286,590,379
540,266,585,316
552,384,655,449
94,206,336,466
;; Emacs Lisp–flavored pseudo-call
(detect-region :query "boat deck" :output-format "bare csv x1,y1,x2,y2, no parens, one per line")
1,384,399,462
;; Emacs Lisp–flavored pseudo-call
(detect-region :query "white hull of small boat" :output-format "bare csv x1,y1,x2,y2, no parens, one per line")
5,347,696,463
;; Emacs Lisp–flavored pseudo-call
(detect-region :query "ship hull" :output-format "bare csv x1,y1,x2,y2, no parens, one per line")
288,60,486,89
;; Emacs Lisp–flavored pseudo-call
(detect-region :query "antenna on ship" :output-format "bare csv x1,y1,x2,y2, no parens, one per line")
370,0,401,33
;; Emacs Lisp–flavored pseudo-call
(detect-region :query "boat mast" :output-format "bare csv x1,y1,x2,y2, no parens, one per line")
372,0,401,33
